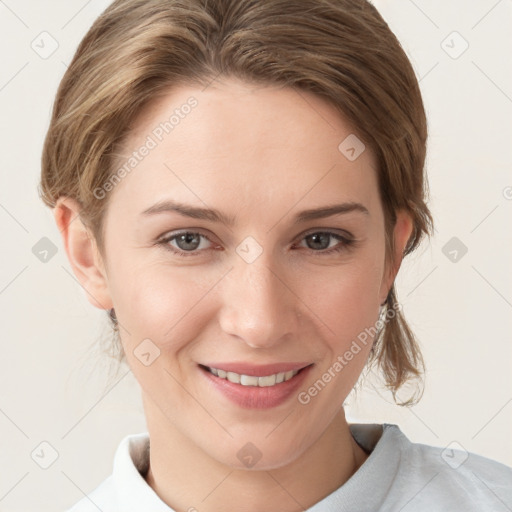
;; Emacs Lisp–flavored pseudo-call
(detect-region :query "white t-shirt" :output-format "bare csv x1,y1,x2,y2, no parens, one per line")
65,423,512,511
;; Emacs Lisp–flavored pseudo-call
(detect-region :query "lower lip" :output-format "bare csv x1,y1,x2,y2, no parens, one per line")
199,364,313,409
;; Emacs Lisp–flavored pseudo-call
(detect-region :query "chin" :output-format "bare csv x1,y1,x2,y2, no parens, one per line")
204,432,310,471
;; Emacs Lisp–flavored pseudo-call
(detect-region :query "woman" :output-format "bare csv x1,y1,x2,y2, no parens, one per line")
39,0,512,510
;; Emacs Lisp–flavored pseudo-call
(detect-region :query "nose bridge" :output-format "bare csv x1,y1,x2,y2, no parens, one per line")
218,246,297,348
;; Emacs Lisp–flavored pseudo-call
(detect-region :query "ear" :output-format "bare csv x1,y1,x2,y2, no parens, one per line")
53,197,113,311
378,209,414,305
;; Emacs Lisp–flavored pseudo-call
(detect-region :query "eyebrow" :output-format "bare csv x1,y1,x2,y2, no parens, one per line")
140,199,369,226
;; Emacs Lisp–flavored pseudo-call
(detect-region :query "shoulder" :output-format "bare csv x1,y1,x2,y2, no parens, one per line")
384,424,512,511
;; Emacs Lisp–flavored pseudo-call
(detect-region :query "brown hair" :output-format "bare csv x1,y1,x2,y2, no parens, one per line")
39,0,434,405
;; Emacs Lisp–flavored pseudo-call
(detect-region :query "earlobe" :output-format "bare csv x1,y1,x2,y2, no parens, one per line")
53,197,113,311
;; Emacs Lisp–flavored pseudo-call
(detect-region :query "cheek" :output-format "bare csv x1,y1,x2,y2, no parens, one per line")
302,255,385,348
108,257,217,353
292,260,385,431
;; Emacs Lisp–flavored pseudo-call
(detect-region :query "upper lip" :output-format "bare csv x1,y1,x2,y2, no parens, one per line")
200,362,312,376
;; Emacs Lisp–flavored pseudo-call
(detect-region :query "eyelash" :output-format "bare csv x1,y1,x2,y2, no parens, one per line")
155,230,357,258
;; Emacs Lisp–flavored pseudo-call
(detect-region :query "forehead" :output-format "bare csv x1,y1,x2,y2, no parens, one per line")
108,79,380,220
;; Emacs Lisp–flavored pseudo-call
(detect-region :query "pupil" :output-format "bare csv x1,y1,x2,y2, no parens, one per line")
309,233,329,250
179,233,200,250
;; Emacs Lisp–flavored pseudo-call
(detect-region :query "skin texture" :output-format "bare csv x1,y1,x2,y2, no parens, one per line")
54,78,413,511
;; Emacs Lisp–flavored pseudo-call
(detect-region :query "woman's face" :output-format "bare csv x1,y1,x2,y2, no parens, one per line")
94,78,411,468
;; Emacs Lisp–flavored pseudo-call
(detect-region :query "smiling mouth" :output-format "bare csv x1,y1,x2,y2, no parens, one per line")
199,364,312,388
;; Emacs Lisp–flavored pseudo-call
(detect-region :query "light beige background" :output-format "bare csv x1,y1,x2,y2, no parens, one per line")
0,1,511,511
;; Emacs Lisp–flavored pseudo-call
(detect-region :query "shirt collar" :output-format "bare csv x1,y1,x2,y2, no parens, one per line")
113,431,174,511
307,423,404,511
112,423,404,511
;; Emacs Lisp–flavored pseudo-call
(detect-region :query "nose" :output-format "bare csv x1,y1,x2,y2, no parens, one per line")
218,252,300,349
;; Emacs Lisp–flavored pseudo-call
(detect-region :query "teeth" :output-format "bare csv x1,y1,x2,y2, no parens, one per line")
258,374,276,387
226,371,240,384
240,374,259,386
207,367,300,387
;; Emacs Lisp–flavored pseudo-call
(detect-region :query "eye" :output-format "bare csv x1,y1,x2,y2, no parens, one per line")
296,231,356,255
156,228,357,257
157,231,214,256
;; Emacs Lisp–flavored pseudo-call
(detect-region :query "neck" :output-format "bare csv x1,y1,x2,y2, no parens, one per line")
143,404,368,512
